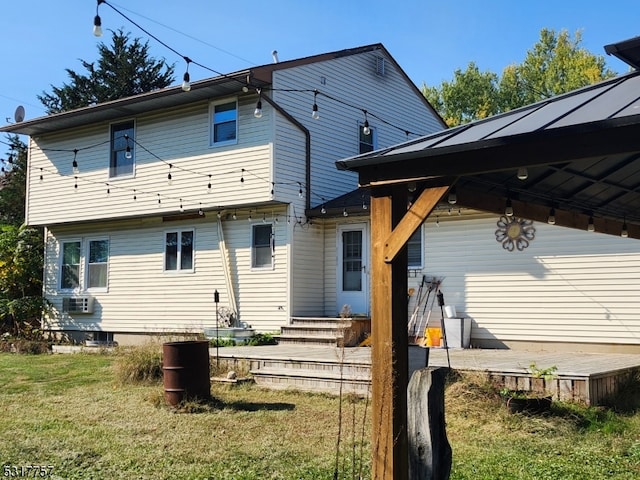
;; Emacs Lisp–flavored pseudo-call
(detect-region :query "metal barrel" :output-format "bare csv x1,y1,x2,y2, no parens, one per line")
162,340,211,406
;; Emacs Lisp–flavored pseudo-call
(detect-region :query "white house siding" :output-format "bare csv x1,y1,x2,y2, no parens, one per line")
42,205,289,335
271,48,443,206
419,214,640,348
26,96,273,226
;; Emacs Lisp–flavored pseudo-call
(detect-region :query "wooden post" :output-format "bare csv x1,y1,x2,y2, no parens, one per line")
408,368,452,479
369,185,449,479
370,185,409,480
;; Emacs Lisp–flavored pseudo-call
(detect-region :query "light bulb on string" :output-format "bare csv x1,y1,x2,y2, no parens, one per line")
254,89,263,118
133,189,137,201
181,57,192,92
248,211,252,222
311,90,319,120
362,110,371,136
106,183,110,196
240,168,245,183
505,198,514,217
271,183,275,196
124,135,132,159
362,195,368,210
448,188,457,205
517,167,528,180
157,194,162,207
74,176,78,190
622,220,629,238
343,208,348,217
179,199,184,212
217,211,221,219
298,183,303,198
232,210,237,220
39,168,43,182
167,164,173,185
72,149,79,174
547,207,556,225
207,174,212,193
587,215,595,232
198,203,204,216
93,0,104,37
262,213,267,223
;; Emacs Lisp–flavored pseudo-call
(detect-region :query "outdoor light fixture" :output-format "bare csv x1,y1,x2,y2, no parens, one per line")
312,91,319,120
547,207,556,225
505,198,514,217
517,167,528,180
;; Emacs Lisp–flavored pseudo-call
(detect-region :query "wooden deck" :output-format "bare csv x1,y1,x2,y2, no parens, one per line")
215,345,640,405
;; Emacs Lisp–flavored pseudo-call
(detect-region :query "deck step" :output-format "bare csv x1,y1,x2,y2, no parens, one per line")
281,317,371,347
251,367,370,396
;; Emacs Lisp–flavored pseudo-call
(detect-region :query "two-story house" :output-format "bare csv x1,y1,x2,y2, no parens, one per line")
1,44,445,345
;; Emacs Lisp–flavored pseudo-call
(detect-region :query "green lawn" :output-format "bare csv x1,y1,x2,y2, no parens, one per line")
0,352,638,479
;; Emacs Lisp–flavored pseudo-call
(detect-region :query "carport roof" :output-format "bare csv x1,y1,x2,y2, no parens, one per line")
336,68,640,232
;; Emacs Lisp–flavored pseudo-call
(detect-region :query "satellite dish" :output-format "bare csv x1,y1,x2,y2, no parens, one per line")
14,105,25,123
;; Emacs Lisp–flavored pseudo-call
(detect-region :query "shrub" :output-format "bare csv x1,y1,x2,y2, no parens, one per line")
113,343,163,385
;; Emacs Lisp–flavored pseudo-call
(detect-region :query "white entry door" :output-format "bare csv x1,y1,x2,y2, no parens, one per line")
337,223,369,315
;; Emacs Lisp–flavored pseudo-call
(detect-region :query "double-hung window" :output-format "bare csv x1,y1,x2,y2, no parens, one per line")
60,238,110,291
165,230,194,272
407,227,423,270
110,120,135,178
252,224,273,269
210,99,238,146
61,241,81,290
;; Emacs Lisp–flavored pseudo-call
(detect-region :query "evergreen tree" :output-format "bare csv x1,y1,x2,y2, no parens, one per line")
38,28,175,114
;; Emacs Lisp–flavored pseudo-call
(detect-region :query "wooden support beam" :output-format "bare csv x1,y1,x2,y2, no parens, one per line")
370,185,447,479
383,186,450,263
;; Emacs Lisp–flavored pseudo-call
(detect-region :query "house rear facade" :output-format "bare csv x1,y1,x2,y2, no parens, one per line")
1,44,444,344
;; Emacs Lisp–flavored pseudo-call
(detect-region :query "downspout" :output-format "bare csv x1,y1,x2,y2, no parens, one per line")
261,94,311,211
216,216,239,322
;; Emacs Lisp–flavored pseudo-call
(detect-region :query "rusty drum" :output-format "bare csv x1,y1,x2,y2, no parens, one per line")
162,340,210,406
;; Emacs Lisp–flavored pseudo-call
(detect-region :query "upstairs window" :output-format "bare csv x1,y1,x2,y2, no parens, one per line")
110,121,135,178
359,124,377,154
211,99,238,146
252,224,273,269
165,230,194,272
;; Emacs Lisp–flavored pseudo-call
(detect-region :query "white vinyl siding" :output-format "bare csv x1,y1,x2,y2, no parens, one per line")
271,49,444,205
43,208,289,334
26,97,272,226
415,214,640,347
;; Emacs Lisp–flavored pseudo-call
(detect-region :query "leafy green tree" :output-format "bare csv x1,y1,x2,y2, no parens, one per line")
0,135,27,225
424,29,617,127
38,28,175,114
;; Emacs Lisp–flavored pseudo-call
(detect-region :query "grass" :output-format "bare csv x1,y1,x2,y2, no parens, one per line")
0,354,638,479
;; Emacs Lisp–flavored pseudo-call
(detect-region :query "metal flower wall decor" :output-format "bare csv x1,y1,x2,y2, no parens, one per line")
495,216,536,251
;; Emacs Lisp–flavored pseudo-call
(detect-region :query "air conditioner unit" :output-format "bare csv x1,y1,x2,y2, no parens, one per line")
62,296,94,314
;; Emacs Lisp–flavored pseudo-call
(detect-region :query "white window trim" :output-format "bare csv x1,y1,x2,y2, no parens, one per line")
163,229,196,274
251,223,274,271
407,226,424,270
58,237,110,293
108,119,136,180
209,97,238,147
86,237,110,293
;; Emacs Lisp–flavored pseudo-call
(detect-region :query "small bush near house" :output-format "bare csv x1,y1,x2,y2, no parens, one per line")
113,343,163,385
244,332,278,346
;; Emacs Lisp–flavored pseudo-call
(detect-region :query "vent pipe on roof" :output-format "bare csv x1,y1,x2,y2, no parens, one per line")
272,50,279,63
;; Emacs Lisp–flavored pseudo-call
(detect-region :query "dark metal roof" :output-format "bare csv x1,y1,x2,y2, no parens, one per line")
605,36,640,70
336,69,640,233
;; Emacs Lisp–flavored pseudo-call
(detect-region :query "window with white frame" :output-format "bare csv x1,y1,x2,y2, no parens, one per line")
60,238,110,290
110,121,135,178
359,124,377,154
252,224,273,269
61,241,81,290
407,227,423,269
87,239,109,289
210,99,238,146
165,230,194,272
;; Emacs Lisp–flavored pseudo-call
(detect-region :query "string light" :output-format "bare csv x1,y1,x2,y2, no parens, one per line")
448,188,457,205
517,167,528,180
133,189,137,200
93,0,104,37
343,208,348,217
39,168,43,182
362,194,367,210
254,89,263,118
240,169,245,183
298,183,303,198
72,149,79,174
232,210,237,220
587,215,595,232
198,203,204,216
311,90,319,120
181,57,192,92
207,174,212,193
124,135,132,159
362,110,371,136
157,194,161,206
74,176,78,190
622,219,629,238
167,164,173,185
179,198,183,211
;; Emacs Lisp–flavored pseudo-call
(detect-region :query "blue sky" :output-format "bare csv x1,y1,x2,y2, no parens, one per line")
1,0,638,126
